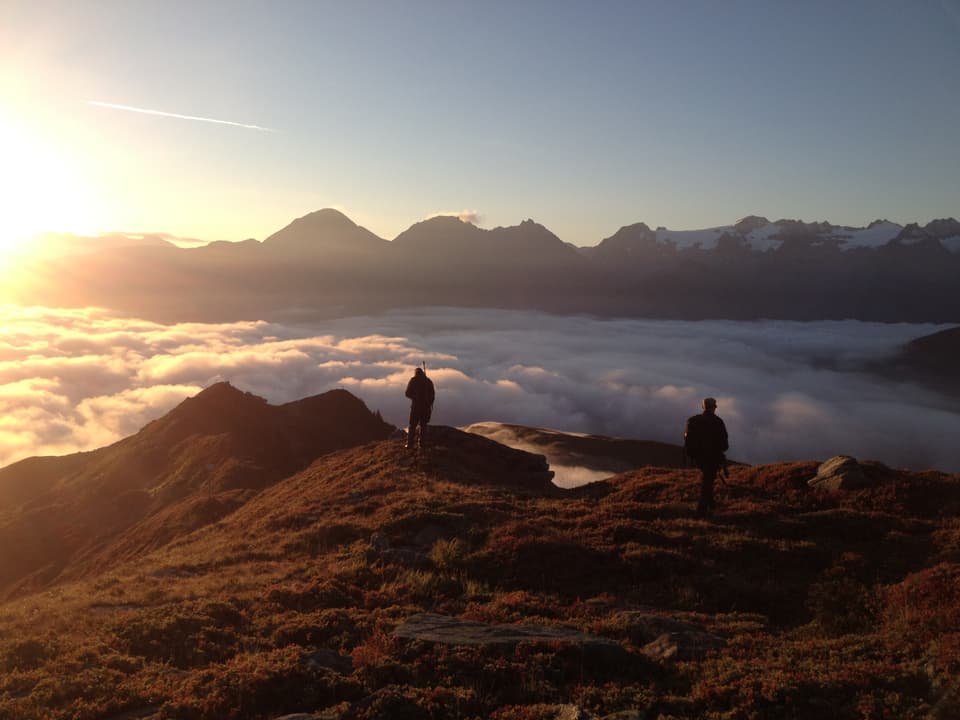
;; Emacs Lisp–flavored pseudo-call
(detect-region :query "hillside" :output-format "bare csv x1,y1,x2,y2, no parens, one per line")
873,326,960,400
1,420,958,719
0,382,393,599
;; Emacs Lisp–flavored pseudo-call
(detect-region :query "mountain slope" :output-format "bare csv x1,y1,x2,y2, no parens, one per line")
0,382,393,598
0,420,957,719
871,325,960,400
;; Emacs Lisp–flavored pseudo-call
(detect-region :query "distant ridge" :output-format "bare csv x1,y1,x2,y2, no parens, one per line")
7,209,960,322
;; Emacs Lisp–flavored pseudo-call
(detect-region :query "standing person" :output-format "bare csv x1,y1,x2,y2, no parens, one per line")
684,397,729,518
404,366,435,450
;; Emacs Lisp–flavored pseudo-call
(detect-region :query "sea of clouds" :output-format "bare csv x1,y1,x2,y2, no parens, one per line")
1,304,958,476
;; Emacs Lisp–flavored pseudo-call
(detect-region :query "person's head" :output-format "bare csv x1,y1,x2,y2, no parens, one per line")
414,367,425,376
702,397,718,413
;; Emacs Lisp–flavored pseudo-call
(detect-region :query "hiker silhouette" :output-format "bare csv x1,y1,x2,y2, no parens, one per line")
404,366,435,450
684,397,729,518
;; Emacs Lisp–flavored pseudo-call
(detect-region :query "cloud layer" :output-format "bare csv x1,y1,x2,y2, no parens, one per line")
0,305,957,475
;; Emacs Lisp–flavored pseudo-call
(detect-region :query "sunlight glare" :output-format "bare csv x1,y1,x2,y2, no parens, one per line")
0,117,99,259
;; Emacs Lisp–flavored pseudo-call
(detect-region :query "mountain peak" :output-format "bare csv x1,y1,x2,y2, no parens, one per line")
923,217,960,238
421,215,471,227
733,216,771,234
158,382,268,436
187,380,266,408
294,208,357,227
263,208,386,251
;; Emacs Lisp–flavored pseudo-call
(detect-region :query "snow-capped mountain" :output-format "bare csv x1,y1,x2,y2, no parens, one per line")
585,217,960,260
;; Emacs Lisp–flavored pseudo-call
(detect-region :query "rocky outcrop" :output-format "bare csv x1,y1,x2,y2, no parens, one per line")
808,455,876,491
392,613,627,661
611,611,705,645
641,630,726,662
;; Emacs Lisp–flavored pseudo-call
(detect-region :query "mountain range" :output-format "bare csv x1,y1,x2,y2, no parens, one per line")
1,382,959,719
7,209,960,322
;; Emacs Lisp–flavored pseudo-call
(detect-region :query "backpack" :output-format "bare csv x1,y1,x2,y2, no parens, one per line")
683,415,703,460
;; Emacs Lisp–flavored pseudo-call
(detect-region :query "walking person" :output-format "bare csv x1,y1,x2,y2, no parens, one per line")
684,397,729,518
404,366,435,450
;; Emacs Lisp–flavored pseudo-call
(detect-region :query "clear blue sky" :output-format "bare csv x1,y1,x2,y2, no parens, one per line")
2,0,958,245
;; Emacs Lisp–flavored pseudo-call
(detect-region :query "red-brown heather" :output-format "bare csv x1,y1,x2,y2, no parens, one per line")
0,384,958,719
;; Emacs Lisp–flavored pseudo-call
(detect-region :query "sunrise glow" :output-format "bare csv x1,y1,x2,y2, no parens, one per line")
0,116,99,255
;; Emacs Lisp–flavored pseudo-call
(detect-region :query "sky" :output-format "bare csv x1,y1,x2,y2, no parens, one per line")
2,0,959,247
1,305,957,483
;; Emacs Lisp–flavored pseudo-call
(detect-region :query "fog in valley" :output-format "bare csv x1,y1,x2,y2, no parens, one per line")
0,304,957,475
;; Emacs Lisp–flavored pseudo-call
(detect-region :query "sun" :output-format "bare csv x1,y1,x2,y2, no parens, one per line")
0,117,99,257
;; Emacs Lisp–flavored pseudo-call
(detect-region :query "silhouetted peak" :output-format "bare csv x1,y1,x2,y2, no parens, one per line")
393,215,482,246
608,222,655,238
412,215,475,231
923,217,960,238
294,208,357,228
868,219,892,229
263,208,386,250
179,382,268,414
286,388,374,416
592,223,658,254
895,223,925,242
734,216,770,234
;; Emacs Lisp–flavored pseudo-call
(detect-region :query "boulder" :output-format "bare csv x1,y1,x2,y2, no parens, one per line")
303,648,353,675
393,613,627,662
556,705,596,720
600,712,645,720
808,455,875,491
641,630,725,662
612,611,703,645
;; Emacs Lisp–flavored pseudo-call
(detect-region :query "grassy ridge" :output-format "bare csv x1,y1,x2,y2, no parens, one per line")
1,429,958,719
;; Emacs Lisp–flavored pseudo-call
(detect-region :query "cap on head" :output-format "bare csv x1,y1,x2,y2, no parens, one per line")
702,397,718,410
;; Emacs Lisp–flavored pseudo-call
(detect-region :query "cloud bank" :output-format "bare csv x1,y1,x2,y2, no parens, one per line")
0,305,957,476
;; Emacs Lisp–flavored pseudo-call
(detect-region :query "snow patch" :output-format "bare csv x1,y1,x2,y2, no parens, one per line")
744,224,783,252
655,226,731,250
941,236,960,253
833,222,902,251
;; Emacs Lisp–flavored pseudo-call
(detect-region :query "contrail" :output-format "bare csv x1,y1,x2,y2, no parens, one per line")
88,101,275,132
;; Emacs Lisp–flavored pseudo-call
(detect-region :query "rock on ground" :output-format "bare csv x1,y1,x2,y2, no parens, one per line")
393,612,628,662
809,455,875,491
641,630,725,662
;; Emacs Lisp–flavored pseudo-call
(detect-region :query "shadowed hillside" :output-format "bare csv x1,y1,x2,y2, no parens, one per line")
0,382,393,599
0,410,958,719
873,326,960,401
